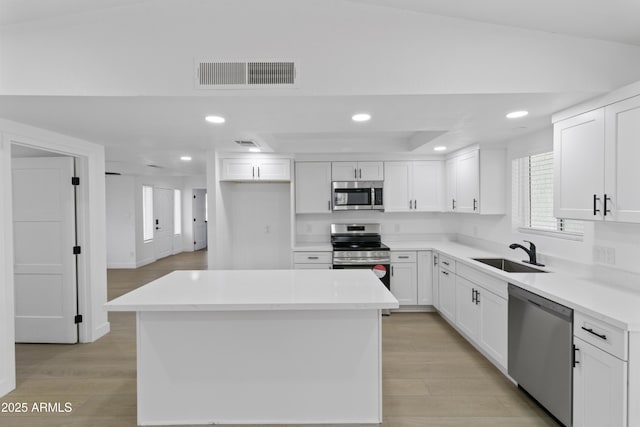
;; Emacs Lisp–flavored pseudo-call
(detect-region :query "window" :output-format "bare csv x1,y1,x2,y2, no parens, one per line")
174,189,181,235
205,192,208,222
512,151,583,237
142,185,154,241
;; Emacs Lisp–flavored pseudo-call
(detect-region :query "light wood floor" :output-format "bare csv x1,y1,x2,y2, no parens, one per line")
1,251,559,427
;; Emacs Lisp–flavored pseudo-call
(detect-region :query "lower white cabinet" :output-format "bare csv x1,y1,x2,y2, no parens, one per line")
455,276,480,338
391,253,418,305
432,253,440,309
293,251,333,270
477,287,507,368
437,266,456,322
573,336,627,427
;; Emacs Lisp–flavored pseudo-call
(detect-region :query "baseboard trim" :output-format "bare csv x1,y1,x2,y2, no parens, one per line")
136,257,155,268
90,321,110,343
106,261,137,269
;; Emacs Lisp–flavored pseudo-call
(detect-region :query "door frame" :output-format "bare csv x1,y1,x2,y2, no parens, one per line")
0,120,109,398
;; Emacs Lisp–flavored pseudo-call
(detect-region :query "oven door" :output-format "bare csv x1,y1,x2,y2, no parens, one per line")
332,263,390,290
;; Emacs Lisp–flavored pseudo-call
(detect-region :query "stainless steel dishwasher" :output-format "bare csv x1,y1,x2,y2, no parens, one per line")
508,284,573,427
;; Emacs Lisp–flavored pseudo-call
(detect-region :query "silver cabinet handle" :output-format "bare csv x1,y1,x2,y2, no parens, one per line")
257,166,260,178
414,200,417,210
442,261,450,266
452,199,456,210
391,266,394,276
252,166,255,178
473,198,477,211
442,271,449,276
354,168,357,179
307,256,319,260
359,168,362,179
398,256,409,259
409,200,412,209
328,200,331,211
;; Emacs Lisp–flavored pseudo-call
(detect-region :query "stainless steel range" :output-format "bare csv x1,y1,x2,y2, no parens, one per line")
331,224,391,310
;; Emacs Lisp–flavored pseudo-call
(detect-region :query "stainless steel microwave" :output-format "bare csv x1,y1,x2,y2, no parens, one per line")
332,181,384,211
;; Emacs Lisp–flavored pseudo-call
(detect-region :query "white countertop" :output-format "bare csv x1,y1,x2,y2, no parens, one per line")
386,240,640,331
106,269,399,312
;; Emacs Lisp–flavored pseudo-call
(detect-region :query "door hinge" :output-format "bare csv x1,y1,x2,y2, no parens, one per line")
74,314,83,324
71,177,80,186
194,241,196,245
193,195,196,199
73,246,81,255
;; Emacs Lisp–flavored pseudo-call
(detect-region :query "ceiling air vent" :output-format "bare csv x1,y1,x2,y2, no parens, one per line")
235,140,258,148
196,59,298,89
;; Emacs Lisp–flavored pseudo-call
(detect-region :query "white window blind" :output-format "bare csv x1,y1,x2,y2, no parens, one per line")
512,152,583,236
142,186,154,241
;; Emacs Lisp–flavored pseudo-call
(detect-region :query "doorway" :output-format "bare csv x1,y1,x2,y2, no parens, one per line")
153,187,175,260
193,188,207,251
11,144,79,344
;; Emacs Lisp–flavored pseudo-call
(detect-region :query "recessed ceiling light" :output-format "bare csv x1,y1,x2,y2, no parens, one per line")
249,148,261,153
506,110,529,119
180,156,192,161
433,146,447,152
205,115,226,124
352,113,371,122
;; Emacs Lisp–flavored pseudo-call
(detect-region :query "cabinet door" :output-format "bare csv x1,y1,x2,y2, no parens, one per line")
358,161,384,181
384,162,412,212
573,337,627,427
331,162,357,181
295,162,332,214
417,251,433,305
455,276,480,340
605,96,640,223
412,161,444,212
256,159,290,181
455,150,479,213
445,157,457,212
221,158,255,180
391,263,418,305
554,109,605,220
438,268,456,322
478,289,508,369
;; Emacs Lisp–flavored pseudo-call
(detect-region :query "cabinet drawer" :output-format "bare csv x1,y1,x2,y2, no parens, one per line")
574,311,628,361
457,262,508,299
293,252,333,264
438,254,456,272
391,251,417,263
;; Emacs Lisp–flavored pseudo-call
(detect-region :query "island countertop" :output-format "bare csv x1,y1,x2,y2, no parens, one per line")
105,269,399,312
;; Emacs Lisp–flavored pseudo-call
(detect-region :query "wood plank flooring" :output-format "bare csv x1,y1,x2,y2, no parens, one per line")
0,251,559,426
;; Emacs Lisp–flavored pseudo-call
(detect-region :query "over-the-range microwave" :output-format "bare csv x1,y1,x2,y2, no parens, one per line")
332,181,384,211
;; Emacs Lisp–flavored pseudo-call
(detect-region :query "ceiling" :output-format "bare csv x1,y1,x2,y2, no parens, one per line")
1,0,639,175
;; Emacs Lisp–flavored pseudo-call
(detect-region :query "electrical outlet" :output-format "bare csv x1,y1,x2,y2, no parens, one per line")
593,246,605,263
593,245,616,265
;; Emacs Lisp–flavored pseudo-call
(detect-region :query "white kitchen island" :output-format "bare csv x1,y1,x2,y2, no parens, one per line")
106,269,398,426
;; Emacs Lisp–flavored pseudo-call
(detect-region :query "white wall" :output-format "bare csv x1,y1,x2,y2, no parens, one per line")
105,175,136,268
3,0,640,96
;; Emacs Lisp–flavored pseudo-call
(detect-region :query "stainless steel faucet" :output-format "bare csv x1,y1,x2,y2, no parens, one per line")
509,240,544,266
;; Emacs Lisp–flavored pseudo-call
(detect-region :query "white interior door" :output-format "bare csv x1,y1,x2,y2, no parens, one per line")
192,189,207,251
12,156,78,343
153,187,174,260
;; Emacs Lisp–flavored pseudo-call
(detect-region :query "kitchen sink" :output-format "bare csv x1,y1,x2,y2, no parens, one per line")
472,258,548,273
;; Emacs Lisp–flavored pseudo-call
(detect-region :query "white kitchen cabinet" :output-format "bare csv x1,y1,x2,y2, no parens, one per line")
293,251,333,269
295,162,332,214
554,95,640,223
417,251,433,305
605,95,640,223
384,161,443,212
221,158,290,182
573,337,627,427
437,262,456,322
390,251,417,305
332,161,383,181
477,287,507,368
445,148,505,214
455,275,480,339
553,109,606,220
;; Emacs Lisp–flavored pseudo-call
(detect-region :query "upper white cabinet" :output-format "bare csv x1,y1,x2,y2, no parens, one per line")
445,148,505,214
295,162,332,214
554,109,606,220
332,161,383,181
221,158,291,182
554,94,640,223
384,161,443,212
